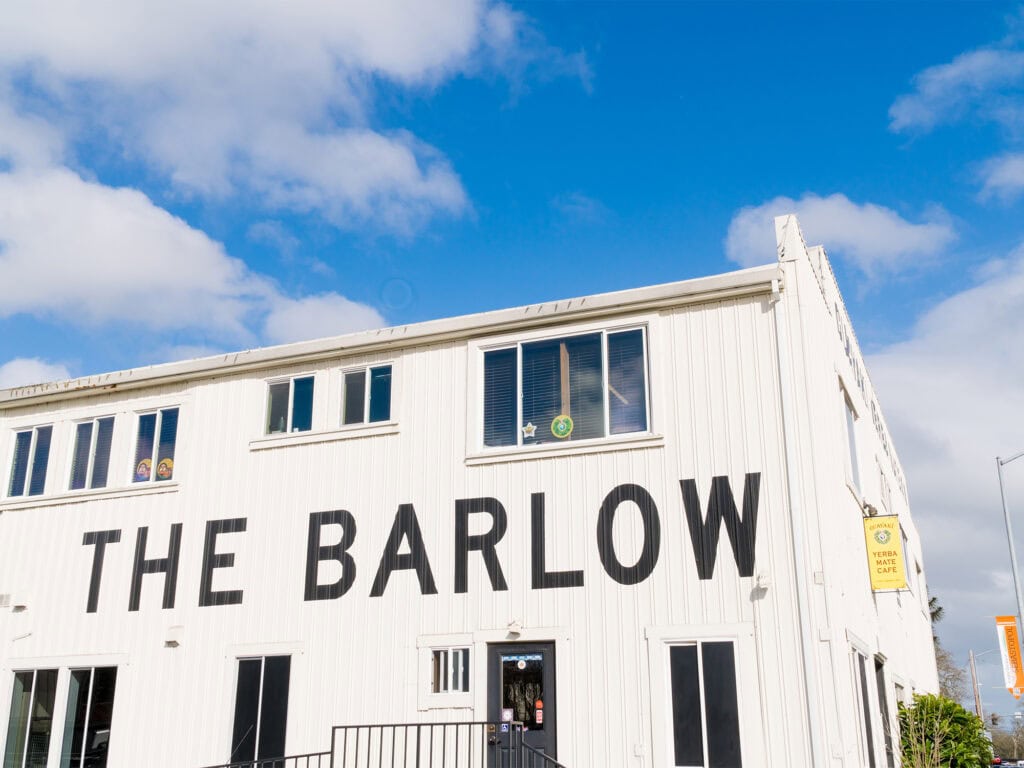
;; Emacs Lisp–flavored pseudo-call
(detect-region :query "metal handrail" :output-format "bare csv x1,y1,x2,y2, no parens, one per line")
198,751,331,768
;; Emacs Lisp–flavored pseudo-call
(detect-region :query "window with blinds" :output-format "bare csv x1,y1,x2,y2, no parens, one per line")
483,327,648,448
69,417,115,491
7,425,53,497
266,376,314,434
133,408,178,483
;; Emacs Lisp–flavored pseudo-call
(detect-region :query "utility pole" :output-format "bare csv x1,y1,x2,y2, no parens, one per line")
970,649,984,721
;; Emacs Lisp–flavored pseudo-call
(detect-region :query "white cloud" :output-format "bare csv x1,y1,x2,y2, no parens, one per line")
0,358,71,388
0,0,581,232
978,152,1024,201
889,48,1024,133
0,167,383,345
725,193,956,275
263,293,385,345
867,242,1024,689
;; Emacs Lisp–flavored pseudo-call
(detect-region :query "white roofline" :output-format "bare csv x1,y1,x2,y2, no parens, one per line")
1,262,782,408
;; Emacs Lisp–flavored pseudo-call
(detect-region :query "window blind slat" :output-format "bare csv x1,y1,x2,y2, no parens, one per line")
484,349,517,447
91,417,115,488
7,430,32,497
156,409,178,481
608,329,648,435
70,422,93,491
28,426,52,496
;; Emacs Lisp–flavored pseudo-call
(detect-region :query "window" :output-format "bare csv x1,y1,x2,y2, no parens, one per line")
3,669,58,768
230,656,290,764
342,365,392,425
266,376,314,434
7,426,52,497
853,650,877,768
69,418,114,491
668,641,741,768
844,395,860,492
60,667,117,768
431,648,470,694
874,658,895,768
133,408,178,483
483,328,648,448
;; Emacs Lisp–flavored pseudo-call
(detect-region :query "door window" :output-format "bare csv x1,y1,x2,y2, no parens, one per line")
3,669,58,768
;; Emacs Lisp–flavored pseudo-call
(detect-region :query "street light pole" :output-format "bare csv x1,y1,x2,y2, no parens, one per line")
970,649,984,721
998,450,1024,671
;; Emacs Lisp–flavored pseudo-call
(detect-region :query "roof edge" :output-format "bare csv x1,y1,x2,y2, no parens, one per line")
1,263,783,409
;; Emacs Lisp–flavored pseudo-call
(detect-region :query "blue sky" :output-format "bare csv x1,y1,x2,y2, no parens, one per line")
3,0,1024,718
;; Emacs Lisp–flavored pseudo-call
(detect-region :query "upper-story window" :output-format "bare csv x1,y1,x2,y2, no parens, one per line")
133,408,178,483
483,327,648,448
70,417,115,491
7,425,53,497
844,395,860,493
266,376,314,434
342,365,392,426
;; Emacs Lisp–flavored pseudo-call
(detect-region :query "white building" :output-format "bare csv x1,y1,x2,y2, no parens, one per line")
0,215,937,768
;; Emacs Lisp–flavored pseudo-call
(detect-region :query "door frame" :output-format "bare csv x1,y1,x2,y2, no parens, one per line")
487,641,558,759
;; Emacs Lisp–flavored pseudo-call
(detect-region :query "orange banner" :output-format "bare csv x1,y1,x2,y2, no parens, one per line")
996,615,1024,699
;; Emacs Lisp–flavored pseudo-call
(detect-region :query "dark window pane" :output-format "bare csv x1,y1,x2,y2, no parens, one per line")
258,656,290,760
703,642,742,768
500,654,544,730
432,651,442,693
291,377,314,432
28,426,52,497
368,366,392,423
60,669,91,768
875,658,894,768
24,669,57,768
3,671,33,768
565,334,603,441
858,654,876,768
155,409,178,481
266,382,290,434
91,418,115,489
8,431,32,497
460,649,470,693
231,660,261,763
85,667,116,768
669,645,703,766
608,330,648,435
484,349,517,447
133,414,157,482
521,340,561,445
343,371,366,425
70,423,93,491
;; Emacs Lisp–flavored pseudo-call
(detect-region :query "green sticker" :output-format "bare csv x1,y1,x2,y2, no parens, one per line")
551,415,574,439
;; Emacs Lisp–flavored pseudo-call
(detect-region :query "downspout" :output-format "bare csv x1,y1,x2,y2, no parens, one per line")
771,276,829,766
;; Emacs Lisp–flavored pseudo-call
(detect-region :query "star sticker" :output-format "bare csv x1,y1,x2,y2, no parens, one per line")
522,422,537,438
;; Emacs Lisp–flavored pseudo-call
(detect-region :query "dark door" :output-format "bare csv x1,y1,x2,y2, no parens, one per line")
230,656,290,764
487,643,556,759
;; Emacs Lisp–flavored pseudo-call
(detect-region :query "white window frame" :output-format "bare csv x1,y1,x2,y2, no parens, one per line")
416,634,474,711
479,324,651,451
131,407,179,484
645,623,761,768
68,416,115,492
340,363,394,427
6,424,53,498
265,375,315,435
842,387,861,496
430,647,470,695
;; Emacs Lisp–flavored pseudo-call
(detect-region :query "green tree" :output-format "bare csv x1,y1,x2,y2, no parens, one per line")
899,694,993,767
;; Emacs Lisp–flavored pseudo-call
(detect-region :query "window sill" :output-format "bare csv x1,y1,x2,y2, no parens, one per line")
250,421,400,451
466,432,664,466
0,481,180,512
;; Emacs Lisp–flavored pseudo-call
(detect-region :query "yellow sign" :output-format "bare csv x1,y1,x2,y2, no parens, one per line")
863,516,907,591
996,616,1024,699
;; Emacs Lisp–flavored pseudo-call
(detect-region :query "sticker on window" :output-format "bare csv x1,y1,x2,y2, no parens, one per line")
550,415,573,439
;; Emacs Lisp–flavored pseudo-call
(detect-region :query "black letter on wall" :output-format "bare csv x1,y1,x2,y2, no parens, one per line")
82,529,121,613
454,497,509,594
370,505,438,597
129,524,183,611
531,493,584,590
304,510,358,601
199,518,247,607
596,484,661,585
680,473,760,580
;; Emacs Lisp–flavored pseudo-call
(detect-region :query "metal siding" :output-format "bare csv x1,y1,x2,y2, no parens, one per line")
0,276,933,768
